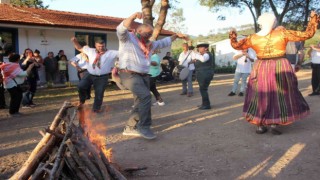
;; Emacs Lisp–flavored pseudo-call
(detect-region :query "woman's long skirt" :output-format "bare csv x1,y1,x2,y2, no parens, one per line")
243,58,309,125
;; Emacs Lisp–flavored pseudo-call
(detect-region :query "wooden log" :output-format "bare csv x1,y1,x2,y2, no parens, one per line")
65,152,88,180
50,109,77,180
10,101,73,180
78,151,104,180
66,140,96,180
99,150,127,180
73,133,111,180
44,128,64,139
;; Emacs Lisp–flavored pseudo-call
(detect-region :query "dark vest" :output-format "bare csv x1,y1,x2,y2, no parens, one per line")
195,52,213,71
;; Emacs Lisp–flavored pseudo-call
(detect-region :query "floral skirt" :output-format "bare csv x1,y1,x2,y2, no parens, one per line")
243,58,310,126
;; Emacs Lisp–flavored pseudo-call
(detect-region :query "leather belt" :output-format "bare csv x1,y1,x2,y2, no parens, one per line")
119,69,149,76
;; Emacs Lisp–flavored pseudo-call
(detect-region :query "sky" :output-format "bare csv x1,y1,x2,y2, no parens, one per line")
42,0,253,36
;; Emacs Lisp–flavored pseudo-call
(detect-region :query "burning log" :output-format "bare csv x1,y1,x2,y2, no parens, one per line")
10,101,127,180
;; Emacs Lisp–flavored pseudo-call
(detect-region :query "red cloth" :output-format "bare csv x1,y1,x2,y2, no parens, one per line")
92,51,106,69
131,32,152,60
0,62,23,84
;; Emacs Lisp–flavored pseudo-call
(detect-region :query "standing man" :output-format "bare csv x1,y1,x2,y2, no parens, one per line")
192,43,214,110
71,38,118,112
69,52,91,99
116,12,187,139
228,49,256,97
308,42,320,96
178,43,194,97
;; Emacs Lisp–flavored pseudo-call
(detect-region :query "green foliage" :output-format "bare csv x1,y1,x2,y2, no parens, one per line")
10,0,48,9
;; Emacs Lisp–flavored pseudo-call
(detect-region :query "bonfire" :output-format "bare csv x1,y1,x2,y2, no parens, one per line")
10,101,126,180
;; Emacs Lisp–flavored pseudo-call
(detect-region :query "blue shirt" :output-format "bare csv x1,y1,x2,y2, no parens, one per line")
148,54,161,77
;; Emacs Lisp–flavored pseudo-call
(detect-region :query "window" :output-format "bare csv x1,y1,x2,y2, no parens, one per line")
0,27,18,56
74,32,106,54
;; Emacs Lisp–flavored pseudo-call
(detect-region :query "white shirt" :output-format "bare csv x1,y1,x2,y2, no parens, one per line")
69,53,88,69
82,46,118,75
116,22,172,73
311,50,320,64
178,51,195,70
234,49,256,73
191,51,210,62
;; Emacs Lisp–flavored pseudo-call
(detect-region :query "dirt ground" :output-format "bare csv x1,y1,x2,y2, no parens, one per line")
1,69,320,180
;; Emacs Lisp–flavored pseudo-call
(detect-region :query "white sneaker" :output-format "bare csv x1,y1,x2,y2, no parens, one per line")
154,101,165,106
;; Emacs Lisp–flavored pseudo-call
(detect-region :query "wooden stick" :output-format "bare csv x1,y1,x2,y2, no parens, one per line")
10,101,73,180
75,134,111,180
78,151,104,180
100,150,127,180
66,140,96,180
65,152,88,180
50,108,77,180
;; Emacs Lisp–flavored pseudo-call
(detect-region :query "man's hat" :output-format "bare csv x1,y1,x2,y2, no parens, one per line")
196,42,209,48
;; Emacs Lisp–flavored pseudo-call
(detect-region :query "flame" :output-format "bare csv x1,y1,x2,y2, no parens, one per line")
78,105,113,162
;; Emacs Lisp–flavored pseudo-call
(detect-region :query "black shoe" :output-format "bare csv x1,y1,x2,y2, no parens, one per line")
180,92,187,95
198,105,211,110
308,92,320,96
270,125,282,135
256,126,268,134
238,92,244,96
228,92,236,96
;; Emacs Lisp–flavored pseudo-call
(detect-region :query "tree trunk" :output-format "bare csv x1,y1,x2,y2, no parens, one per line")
141,0,155,26
151,0,170,40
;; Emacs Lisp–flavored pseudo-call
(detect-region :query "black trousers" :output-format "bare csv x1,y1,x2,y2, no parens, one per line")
150,76,161,100
311,63,320,92
0,82,6,108
7,86,23,114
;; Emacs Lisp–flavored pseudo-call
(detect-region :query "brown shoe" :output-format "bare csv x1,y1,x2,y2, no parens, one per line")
187,93,193,97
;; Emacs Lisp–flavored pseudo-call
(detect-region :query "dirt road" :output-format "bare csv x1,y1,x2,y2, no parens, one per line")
1,69,319,179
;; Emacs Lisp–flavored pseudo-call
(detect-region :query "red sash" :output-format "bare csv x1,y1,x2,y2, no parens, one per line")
93,50,106,69
131,32,152,60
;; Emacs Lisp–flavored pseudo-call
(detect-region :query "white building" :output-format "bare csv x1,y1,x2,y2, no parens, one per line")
0,3,173,83
210,35,246,67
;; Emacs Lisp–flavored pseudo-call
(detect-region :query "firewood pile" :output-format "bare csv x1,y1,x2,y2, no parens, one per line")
10,101,127,180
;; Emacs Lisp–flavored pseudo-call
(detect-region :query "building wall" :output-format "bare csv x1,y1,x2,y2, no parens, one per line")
212,39,237,67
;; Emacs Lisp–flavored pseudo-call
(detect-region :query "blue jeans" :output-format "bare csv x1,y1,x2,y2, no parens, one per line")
78,73,108,111
232,72,250,93
119,72,152,130
182,70,194,93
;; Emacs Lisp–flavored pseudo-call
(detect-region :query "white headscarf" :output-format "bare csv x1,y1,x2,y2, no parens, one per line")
256,13,277,36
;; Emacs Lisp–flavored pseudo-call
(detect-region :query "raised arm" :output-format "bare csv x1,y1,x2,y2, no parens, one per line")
285,11,319,42
70,37,83,52
229,28,252,50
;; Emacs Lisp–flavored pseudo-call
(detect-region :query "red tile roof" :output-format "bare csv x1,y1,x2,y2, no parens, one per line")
0,4,174,36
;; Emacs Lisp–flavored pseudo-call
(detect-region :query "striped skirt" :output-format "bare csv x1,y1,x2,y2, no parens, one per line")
243,58,310,125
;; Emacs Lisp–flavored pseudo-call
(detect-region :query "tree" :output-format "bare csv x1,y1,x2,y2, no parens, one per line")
153,1,187,33
141,0,170,40
10,0,48,9
198,0,267,32
199,0,319,32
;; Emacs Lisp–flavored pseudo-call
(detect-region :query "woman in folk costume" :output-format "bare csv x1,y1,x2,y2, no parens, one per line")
229,11,319,135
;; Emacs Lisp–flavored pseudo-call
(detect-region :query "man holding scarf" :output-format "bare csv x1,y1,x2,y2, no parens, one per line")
71,38,118,113
116,12,187,139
